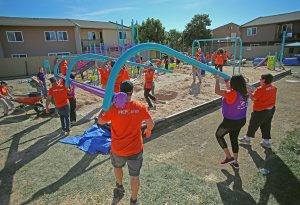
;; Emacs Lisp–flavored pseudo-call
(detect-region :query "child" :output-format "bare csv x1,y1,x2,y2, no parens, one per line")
0,81,14,116
215,75,249,169
164,55,169,70
37,66,48,97
224,51,229,65
215,49,224,72
143,61,156,110
122,65,130,81
239,74,277,148
68,74,77,125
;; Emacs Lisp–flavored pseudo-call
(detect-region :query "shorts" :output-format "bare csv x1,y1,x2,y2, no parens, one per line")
110,151,143,176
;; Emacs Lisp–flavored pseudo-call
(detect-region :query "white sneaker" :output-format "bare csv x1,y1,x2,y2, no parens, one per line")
239,136,251,144
260,140,271,148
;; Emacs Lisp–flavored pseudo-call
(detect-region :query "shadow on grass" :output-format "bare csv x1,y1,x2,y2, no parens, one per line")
0,119,62,205
144,104,221,143
240,144,300,205
217,167,256,205
21,154,110,205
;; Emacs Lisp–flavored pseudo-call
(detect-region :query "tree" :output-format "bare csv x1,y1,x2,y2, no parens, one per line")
183,14,212,47
139,18,166,43
167,29,183,51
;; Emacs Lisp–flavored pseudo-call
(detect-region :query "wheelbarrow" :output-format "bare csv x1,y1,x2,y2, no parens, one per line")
13,92,44,115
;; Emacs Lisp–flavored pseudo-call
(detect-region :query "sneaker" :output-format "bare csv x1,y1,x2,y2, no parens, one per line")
230,161,240,169
113,182,125,198
64,131,70,136
260,140,272,149
130,198,138,205
239,136,251,144
220,157,235,164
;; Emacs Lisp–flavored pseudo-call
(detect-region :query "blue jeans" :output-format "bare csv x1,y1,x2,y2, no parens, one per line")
56,104,70,131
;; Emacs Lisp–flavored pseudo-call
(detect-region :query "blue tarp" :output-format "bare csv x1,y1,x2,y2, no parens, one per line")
282,58,300,66
253,58,267,66
60,124,111,154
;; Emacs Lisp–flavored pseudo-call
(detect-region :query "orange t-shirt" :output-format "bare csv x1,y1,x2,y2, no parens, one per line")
61,65,68,75
123,68,130,81
212,53,216,60
253,84,277,111
224,90,238,104
114,69,125,92
144,68,155,89
224,53,228,60
98,68,110,85
0,86,8,95
216,54,224,65
48,84,69,108
100,101,151,156
136,58,141,64
156,59,162,67
206,54,211,60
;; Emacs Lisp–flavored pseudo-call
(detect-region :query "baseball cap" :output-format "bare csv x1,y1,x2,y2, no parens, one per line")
120,80,133,93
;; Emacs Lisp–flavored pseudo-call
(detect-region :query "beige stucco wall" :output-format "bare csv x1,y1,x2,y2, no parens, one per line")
0,26,77,57
212,23,241,38
241,24,277,43
102,29,132,45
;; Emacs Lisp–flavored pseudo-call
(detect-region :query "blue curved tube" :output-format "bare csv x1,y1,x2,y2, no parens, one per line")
102,43,232,110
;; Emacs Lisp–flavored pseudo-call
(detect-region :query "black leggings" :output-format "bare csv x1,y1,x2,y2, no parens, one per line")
68,97,76,122
246,107,275,139
144,88,156,107
216,118,246,153
215,64,223,72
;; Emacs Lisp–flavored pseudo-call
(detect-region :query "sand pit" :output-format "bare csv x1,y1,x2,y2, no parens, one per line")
74,64,285,120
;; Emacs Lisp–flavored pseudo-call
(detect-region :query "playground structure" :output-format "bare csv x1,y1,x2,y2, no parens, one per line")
53,43,231,112
83,19,138,58
253,31,288,70
192,37,243,75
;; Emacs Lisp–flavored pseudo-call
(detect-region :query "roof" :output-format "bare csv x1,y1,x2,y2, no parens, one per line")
69,19,131,30
0,16,131,30
213,22,240,30
285,42,300,47
241,11,300,27
0,16,74,27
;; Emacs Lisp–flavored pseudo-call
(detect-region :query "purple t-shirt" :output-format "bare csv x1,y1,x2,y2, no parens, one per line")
222,91,248,120
37,72,45,82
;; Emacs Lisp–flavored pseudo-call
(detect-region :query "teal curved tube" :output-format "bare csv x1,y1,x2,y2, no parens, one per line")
102,43,231,110
63,53,172,87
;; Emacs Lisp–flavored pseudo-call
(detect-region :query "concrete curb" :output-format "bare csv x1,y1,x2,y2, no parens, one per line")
150,69,292,133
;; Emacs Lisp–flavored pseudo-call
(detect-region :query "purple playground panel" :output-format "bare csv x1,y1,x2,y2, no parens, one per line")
71,80,105,98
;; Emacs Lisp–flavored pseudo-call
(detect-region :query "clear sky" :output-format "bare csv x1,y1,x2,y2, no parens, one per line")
0,0,299,31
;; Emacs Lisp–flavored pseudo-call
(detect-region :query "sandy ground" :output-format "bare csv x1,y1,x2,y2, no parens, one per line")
3,62,286,120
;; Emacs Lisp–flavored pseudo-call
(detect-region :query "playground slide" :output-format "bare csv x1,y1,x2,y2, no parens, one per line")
253,58,267,66
76,61,95,75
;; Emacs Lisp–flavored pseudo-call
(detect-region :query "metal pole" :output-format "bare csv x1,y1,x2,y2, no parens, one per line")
280,31,286,64
131,19,135,45
121,19,125,53
136,20,140,44
238,38,243,73
116,21,120,47
233,39,237,75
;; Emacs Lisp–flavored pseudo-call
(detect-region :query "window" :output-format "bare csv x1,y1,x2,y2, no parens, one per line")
119,31,127,39
48,52,71,56
57,31,68,41
44,31,56,41
246,27,257,36
88,32,96,40
6,31,24,42
99,31,103,43
230,32,237,37
282,24,292,33
11,54,27,58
